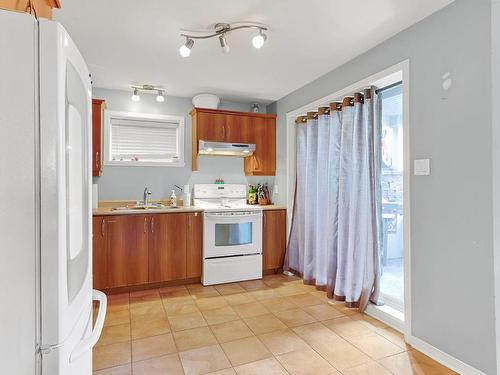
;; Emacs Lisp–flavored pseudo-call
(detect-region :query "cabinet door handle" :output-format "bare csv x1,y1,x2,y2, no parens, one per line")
188,215,191,227
144,217,147,233
101,219,105,236
95,151,99,169
151,217,154,233
222,124,226,140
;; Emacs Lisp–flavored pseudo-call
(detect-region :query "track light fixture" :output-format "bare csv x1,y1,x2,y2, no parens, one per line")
179,22,268,57
156,90,165,102
130,85,166,103
179,37,194,57
219,33,230,53
252,29,267,49
131,88,140,102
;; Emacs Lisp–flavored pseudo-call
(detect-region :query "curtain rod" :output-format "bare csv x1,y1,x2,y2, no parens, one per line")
375,80,402,95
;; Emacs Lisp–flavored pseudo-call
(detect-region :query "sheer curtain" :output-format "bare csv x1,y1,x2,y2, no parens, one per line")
285,88,381,311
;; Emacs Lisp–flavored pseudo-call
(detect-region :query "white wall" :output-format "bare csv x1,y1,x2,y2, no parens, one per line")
269,0,497,373
93,88,274,200
491,0,500,372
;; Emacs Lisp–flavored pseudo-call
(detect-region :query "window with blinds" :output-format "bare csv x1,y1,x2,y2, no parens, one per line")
105,111,185,166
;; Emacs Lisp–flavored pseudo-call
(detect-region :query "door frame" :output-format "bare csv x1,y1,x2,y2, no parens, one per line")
284,60,411,338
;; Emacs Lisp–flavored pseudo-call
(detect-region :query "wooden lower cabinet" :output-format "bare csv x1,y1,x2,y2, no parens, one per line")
109,215,149,287
92,217,108,290
92,212,203,290
186,212,203,278
93,215,149,289
148,213,187,282
263,209,287,272
93,210,284,289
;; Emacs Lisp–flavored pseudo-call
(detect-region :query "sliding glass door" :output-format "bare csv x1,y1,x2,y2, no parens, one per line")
379,83,404,312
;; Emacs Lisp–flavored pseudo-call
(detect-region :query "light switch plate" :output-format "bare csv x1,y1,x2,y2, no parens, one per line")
414,159,431,175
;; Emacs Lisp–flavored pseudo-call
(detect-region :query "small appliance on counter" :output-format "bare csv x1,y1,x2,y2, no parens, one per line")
193,184,263,285
257,183,271,205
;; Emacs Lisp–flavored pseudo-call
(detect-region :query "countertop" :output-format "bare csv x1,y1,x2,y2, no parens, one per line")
93,204,287,216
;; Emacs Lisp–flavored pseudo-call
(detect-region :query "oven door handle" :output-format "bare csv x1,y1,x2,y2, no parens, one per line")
204,212,262,218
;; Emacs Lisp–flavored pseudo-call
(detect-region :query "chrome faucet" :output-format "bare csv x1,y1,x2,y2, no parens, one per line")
143,187,152,206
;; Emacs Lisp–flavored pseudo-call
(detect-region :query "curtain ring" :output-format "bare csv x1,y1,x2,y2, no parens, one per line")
318,107,330,116
307,112,318,120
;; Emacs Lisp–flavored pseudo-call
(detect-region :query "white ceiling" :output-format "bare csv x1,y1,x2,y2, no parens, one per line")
55,0,453,104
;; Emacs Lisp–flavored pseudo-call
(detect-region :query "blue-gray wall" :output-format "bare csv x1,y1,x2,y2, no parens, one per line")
92,88,274,201
269,0,496,373
491,0,500,371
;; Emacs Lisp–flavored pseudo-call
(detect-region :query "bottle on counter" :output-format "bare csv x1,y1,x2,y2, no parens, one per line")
183,184,191,207
247,184,257,205
170,189,177,207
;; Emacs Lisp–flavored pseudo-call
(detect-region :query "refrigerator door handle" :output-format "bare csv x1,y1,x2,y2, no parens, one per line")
69,289,107,363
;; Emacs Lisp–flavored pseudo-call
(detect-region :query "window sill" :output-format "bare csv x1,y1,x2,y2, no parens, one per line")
365,303,404,333
104,161,186,168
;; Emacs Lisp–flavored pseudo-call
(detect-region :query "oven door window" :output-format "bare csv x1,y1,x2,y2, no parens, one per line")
215,222,253,246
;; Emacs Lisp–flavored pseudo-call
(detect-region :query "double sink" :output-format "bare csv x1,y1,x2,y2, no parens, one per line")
112,203,179,211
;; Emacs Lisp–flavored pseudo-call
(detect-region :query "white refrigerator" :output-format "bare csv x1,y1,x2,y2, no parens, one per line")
0,10,107,375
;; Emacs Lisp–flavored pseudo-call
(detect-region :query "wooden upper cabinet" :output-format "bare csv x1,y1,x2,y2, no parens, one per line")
92,99,105,177
191,107,276,175
0,0,61,19
148,213,187,282
196,112,226,142
244,116,276,176
186,212,202,279
263,209,287,271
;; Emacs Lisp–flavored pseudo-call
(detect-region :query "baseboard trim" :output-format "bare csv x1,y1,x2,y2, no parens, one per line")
406,335,487,375
365,303,405,332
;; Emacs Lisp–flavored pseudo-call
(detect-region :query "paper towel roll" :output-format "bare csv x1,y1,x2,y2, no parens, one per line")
92,184,98,209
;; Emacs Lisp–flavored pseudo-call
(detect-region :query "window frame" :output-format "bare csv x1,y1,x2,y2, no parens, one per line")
103,110,185,167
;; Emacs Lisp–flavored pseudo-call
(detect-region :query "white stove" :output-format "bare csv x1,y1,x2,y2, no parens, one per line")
193,184,263,285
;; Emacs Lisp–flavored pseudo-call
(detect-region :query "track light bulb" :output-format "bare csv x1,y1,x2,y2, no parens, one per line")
156,90,165,102
131,88,140,102
219,34,230,53
252,30,267,49
179,38,194,57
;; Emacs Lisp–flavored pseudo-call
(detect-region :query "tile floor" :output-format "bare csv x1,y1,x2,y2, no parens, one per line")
93,274,456,375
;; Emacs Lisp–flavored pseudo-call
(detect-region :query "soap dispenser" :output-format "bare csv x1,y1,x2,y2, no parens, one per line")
170,190,177,207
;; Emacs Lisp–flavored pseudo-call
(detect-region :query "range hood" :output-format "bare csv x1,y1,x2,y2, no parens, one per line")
198,140,256,157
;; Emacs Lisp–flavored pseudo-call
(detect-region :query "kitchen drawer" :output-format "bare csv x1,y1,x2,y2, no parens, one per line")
203,254,262,286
